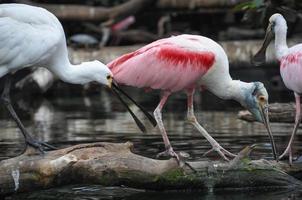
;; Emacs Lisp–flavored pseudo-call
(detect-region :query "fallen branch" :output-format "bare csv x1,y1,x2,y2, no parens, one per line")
0,142,302,196
156,0,249,9
16,0,153,23
238,103,297,123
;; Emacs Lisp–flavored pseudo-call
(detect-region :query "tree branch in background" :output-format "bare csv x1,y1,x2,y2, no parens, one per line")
16,0,153,23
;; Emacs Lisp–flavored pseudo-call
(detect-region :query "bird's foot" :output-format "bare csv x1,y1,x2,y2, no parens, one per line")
156,147,196,172
279,146,293,165
203,144,236,161
24,137,57,155
156,146,179,159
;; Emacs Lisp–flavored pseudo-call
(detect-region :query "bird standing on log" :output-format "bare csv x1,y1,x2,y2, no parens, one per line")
0,4,152,153
253,13,302,164
108,34,278,162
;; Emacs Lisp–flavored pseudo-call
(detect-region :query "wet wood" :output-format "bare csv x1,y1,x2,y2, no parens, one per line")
0,142,302,196
238,103,298,123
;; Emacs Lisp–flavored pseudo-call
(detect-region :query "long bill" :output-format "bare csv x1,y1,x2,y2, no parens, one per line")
259,103,278,160
111,85,147,133
252,23,274,66
112,82,157,127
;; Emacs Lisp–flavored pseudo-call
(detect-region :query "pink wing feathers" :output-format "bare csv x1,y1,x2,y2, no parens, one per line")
280,52,302,93
108,39,215,92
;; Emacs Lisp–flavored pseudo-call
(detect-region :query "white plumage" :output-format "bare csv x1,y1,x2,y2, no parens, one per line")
0,3,114,152
0,4,112,85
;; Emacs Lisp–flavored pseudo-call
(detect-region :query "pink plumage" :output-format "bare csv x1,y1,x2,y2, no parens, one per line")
280,49,302,94
108,35,215,92
107,34,241,161
261,13,302,163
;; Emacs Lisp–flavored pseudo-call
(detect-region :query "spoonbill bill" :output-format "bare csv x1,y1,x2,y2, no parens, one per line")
0,4,153,153
253,13,301,164
108,34,278,161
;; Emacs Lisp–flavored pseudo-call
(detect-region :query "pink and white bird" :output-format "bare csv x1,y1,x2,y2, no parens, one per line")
108,34,278,161
253,13,302,164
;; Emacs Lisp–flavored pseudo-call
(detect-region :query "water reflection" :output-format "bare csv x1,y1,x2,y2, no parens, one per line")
0,88,301,199
7,185,302,200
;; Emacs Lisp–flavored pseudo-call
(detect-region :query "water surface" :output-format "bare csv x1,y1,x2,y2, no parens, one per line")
1,88,301,199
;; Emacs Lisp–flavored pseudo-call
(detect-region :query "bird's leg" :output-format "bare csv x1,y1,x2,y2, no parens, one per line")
0,74,56,153
279,93,301,164
154,92,179,159
186,88,236,161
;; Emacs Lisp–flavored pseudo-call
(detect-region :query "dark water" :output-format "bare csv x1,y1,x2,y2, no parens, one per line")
1,87,302,199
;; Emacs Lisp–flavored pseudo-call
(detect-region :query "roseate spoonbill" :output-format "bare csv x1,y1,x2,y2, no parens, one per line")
253,13,301,164
108,34,278,161
0,4,153,153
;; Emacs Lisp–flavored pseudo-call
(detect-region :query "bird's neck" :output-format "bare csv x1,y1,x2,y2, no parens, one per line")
206,79,252,104
48,58,91,85
274,21,289,60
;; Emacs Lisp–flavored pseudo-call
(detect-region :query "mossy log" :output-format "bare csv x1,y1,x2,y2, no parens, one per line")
1,142,302,196
238,103,298,123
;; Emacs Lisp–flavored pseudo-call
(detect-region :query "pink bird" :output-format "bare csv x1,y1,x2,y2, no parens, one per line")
108,34,277,162
253,13,302,164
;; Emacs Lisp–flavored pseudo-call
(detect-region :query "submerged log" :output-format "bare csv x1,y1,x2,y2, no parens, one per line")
238,103,297,123
0,142,302,196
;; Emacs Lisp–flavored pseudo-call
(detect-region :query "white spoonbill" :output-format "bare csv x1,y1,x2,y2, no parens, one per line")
0,3,153,153
253,13,302,164
108,34,278,161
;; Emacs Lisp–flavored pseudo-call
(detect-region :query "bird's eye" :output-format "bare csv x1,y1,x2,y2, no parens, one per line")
107,75,112,79
270,22,275,30
258,95,266,102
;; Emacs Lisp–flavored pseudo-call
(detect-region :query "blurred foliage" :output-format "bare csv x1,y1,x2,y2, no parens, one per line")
235,0,301,34
233,0,264,11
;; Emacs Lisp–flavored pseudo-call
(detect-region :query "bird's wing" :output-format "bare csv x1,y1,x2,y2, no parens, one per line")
108,41,215,92
0,4,63,73
280,50,302,93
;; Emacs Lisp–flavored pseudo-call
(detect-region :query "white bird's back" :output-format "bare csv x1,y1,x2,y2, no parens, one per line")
0,4,66,77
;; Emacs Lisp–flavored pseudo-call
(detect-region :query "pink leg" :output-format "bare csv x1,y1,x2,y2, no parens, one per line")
154,91,179,159
279,93,301,164
186,88,236,161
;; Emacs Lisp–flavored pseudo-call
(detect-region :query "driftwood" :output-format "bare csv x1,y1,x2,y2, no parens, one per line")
156,0,249,9
16,0,153,23
15,0,248,22
1,142,302,196
238,103,298,123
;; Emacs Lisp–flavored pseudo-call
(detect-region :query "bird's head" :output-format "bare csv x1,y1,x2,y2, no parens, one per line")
240,81,277,159
241,82,268,123
82,60,113,88
252,13,287,65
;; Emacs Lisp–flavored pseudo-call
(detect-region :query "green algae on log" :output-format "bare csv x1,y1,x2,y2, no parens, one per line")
0,142,301,196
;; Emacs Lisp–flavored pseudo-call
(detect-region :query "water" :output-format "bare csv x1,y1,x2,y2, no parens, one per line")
0,87,302,199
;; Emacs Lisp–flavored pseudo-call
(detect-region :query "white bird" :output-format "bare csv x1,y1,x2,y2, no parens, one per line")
0,3,151,153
